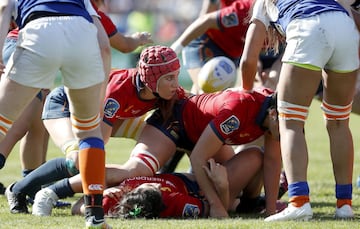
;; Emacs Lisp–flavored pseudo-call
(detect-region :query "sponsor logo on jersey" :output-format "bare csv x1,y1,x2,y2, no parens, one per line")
183,204,200,217
220,115,239,134
131,109,141,115
88,184,103,191
222,12,239,28
104,98,120,118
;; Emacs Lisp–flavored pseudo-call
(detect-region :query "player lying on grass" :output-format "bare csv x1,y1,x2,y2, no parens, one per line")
71,156,287,219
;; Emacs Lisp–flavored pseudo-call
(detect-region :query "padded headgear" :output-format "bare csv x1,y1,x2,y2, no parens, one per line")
138,45,180,93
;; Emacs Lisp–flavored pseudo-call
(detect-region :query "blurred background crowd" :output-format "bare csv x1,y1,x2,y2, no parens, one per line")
101,0,203,88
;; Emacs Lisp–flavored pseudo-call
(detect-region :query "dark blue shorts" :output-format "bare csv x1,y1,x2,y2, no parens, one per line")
146,100,194,151
182,34,240,69
41,86,70,120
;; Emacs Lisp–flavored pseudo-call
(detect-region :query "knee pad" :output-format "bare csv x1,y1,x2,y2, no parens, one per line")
65,158,79,176
61,139,79,155
71,113,101,133
61,140,79,175
278,100,309,122
129,150,160,175
0,113,13,136
321,100,352,120
61,139,79,176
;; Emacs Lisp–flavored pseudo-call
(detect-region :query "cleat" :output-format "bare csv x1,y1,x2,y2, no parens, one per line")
86,216,112,229
335,204,354,219
5,182,29,214
264,202,313,222
32,188,59,216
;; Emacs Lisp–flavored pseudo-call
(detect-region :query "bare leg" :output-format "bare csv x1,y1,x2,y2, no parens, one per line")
20,96,49,172
277,64,321,185
322,69,357,185
0,79,40,161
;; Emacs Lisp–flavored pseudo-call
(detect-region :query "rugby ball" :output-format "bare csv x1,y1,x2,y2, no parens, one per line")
198,56,237,93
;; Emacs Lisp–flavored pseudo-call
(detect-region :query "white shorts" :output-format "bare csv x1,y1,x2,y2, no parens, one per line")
5,16,105,89
282,11,359,72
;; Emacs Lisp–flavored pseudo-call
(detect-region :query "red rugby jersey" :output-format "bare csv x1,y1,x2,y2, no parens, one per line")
103,68,186,126
206,0,253,58
182,87,273,145
103,174,205,218
102,68,157,125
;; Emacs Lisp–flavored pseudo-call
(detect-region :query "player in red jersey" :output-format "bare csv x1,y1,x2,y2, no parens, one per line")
71,148,278,219
72,172,209,218
171,0,253,94
142,87,280,218
31,86,280,219
5,45,185,216
82,87,280,218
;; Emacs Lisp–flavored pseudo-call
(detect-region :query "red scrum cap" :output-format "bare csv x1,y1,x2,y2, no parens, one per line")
138,45,180,93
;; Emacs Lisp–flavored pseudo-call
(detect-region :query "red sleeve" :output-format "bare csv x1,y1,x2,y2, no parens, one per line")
7,28,19,38
98,11,118,37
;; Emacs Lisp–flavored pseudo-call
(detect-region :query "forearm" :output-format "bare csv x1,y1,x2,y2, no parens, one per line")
239,21,267,90
190,126,229,217
172,13,216,54
263,137,282,215
239,59,259,90
110,34,140,53
191,158,228,216
214,179,230,210
263,159,281,215
110,32,152,53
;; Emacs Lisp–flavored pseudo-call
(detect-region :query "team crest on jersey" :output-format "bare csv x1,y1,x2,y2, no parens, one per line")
220,115,240,134
104,98,120,118
221,12,239,28
182,204,200,217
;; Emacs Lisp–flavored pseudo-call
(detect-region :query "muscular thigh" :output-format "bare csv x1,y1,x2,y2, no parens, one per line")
277,63,322,106
135,125,177,166
43,118,74,147
322,69,357,105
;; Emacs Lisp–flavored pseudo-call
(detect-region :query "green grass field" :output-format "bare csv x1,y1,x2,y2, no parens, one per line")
1,99,360,228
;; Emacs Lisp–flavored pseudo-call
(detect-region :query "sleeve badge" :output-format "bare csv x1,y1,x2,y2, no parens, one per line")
220,115,240,134
104,98,120,118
